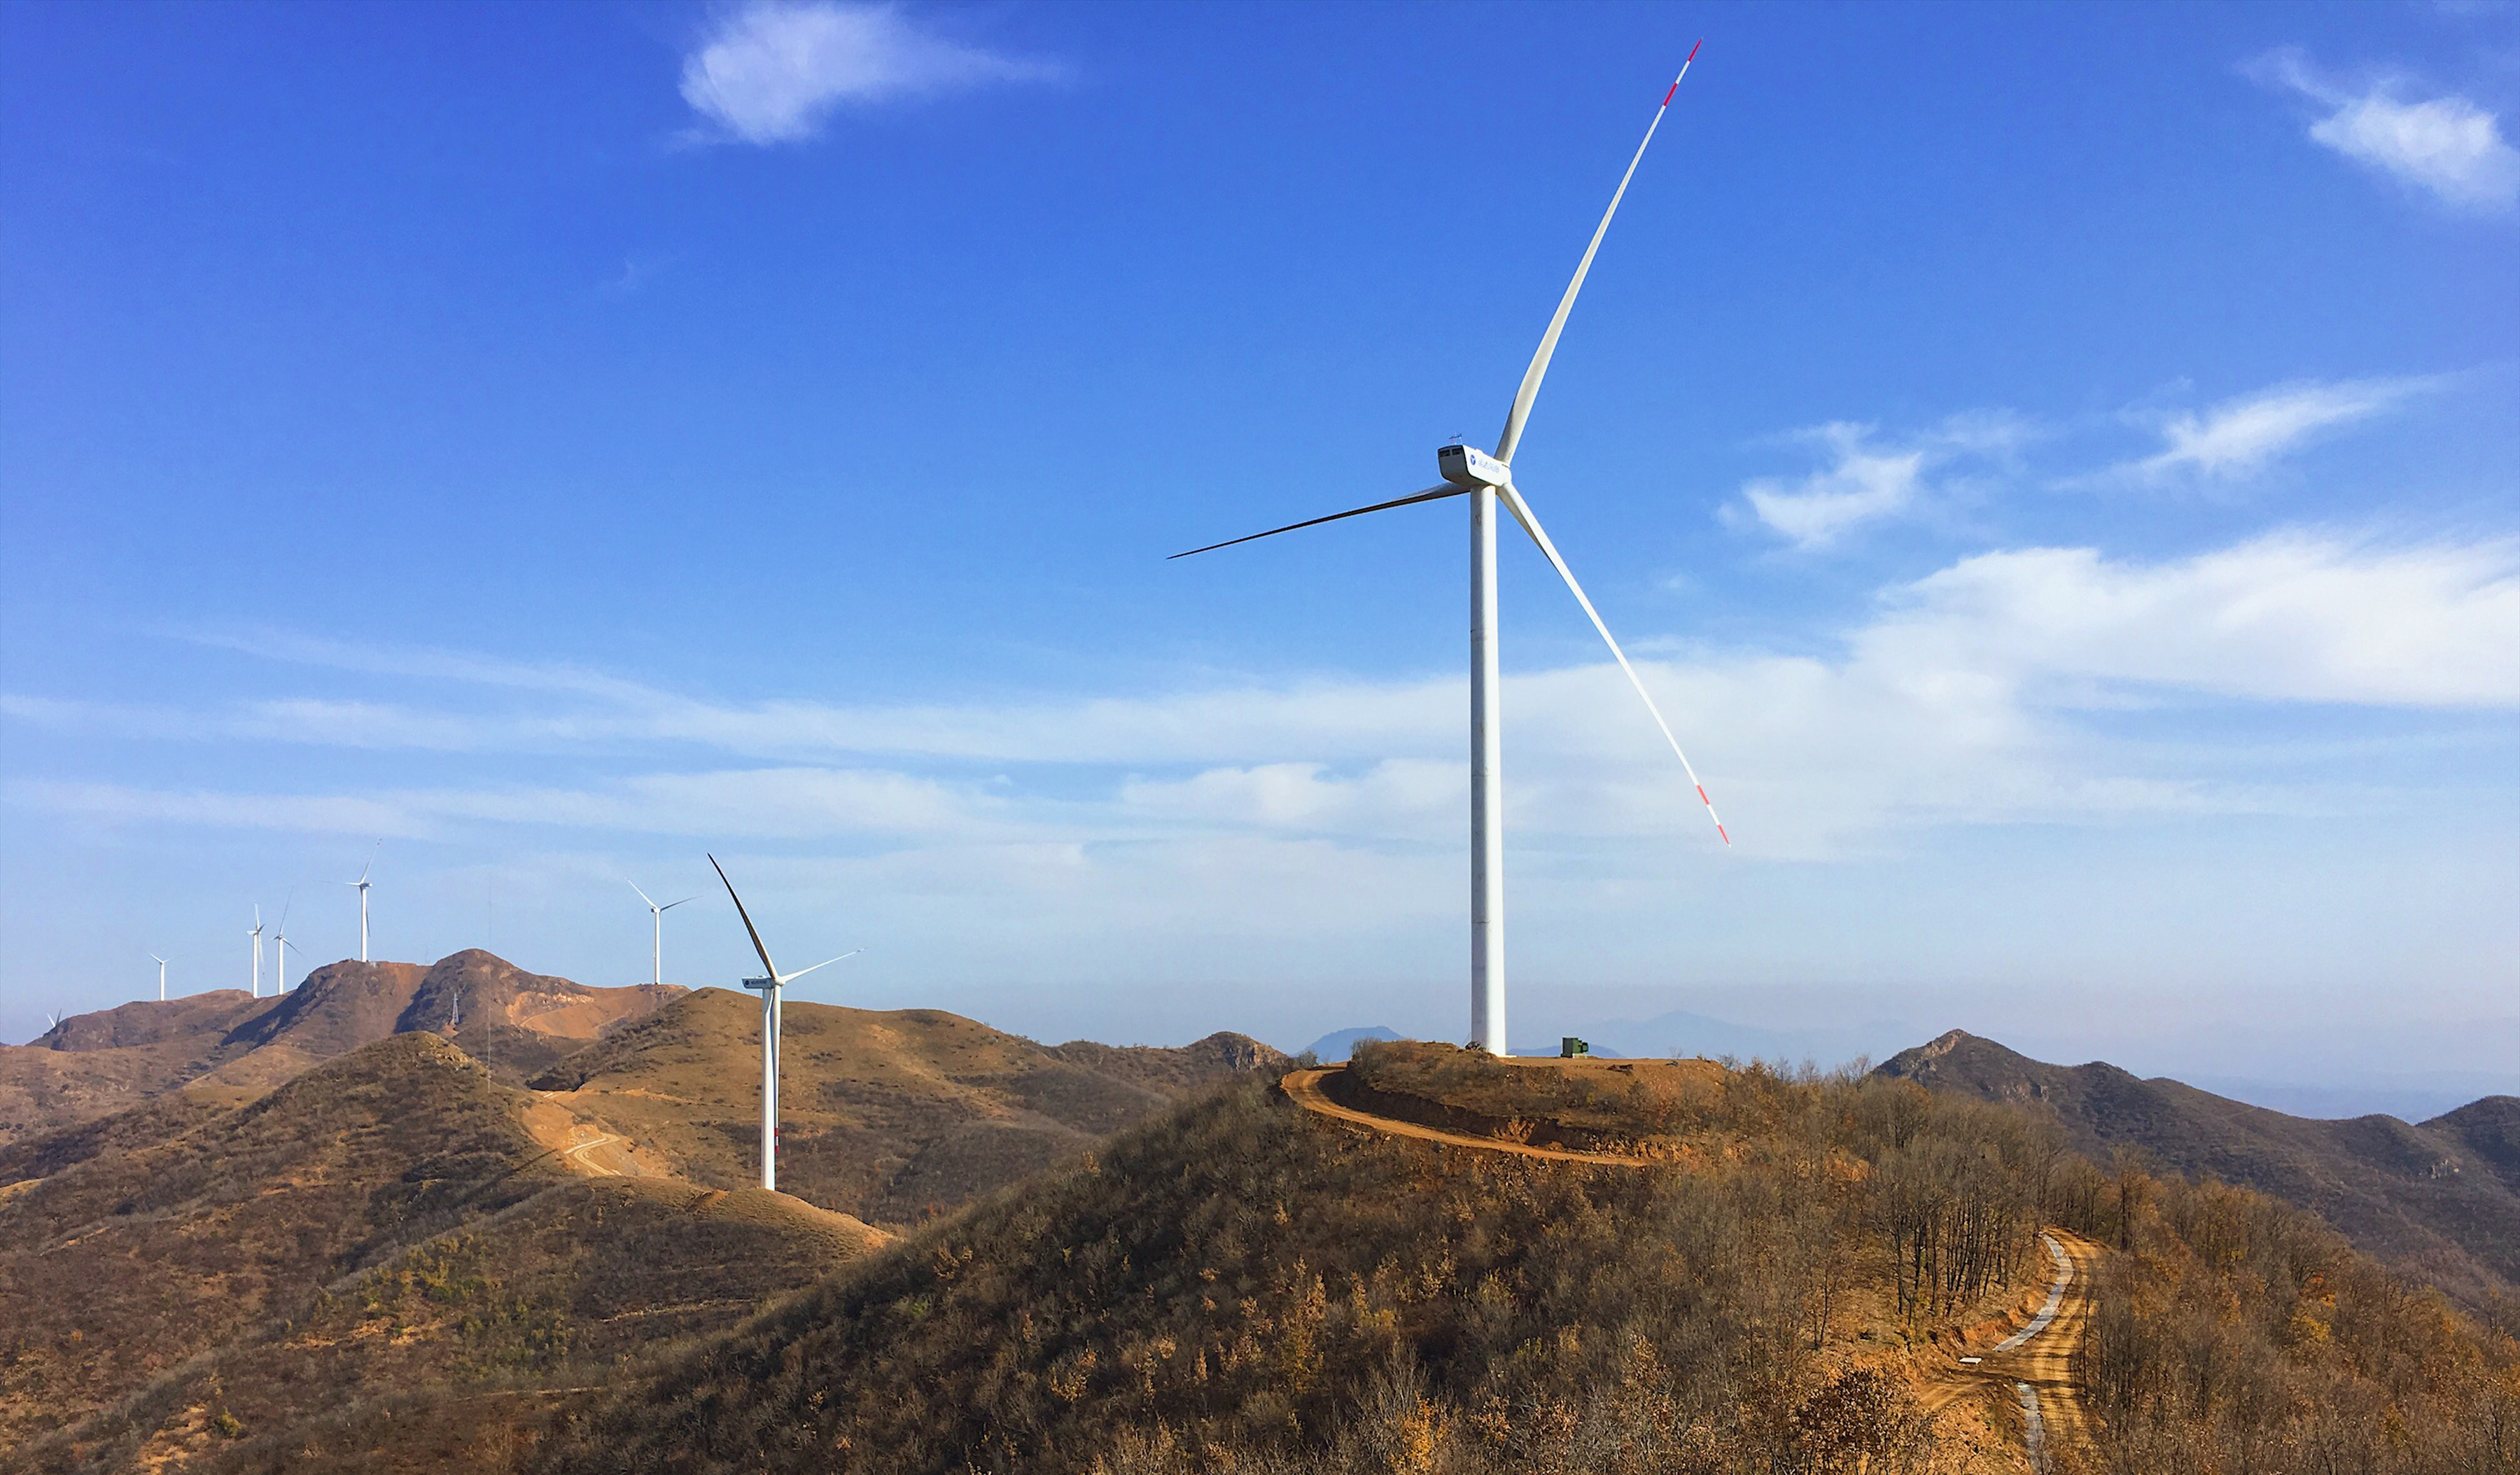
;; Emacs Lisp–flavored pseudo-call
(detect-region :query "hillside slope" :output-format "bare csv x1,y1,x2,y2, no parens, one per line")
1876,1030,2520,1317
0,1030,890,1474
0,952,681,1145
0,1033,566,1449
532,989,1288,1229
528,1053,2517,1475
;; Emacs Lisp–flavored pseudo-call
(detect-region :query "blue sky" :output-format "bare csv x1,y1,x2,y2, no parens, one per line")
3,1,2514,1107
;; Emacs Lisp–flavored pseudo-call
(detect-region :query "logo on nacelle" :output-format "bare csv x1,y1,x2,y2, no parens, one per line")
1438,443,1511,489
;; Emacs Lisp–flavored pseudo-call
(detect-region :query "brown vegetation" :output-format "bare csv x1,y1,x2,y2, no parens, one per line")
0,952,683,1147
1879,1029,2520,1324
526,1062,2078,1475
530,989,1287,1229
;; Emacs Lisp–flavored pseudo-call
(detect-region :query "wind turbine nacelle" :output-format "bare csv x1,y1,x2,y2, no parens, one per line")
1438,444,1511,489
740,976,776,992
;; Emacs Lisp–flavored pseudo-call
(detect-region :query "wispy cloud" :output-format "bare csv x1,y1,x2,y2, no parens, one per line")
2132,377,2429,482
2250,48,2520,212
14,533,2512,862
1730,414,2030,550
679,1,1058,146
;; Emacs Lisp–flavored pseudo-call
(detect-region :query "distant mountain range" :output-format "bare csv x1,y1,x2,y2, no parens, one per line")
0,950,679,1145
1877,1029,2520,1317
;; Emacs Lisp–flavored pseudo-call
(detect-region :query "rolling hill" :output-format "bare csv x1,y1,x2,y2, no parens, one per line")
0,1030,890,1474
0,951,681,1146
525,1047,2517,1475
530,988,1288,1229
1876,1029,2520,1319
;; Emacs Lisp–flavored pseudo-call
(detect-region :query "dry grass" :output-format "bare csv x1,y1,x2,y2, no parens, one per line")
533,990,1283,1229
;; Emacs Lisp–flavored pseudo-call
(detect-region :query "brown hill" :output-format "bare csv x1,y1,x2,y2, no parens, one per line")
530,989,1289,1229
0,952,682,1147
24,1179,887,1475
0,1032,564,1450
526,1056,2517,1475
0,1030,888,1474
1875,1029,2520,1320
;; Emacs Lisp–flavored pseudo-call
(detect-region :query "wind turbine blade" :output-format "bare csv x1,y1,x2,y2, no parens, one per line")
629,880,657,910
278,890,293,930
1494,43,1702,466
777,949,863,985
1497,481,1729,845
660,896,699,911
358,839,379,885
1169,485,1465,559
708,853,782,981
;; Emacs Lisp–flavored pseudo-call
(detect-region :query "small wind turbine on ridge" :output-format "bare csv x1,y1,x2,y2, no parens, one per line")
629,881,699,988
344,842,379,963
708,854,859,1194
248,907,265,1000
272,892,297,993
1172,46,1726,1058
150,953,171,1002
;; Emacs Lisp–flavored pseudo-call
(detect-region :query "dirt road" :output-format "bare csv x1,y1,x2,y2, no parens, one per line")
1280,1065,1658,1167
1914,1227,2104,1467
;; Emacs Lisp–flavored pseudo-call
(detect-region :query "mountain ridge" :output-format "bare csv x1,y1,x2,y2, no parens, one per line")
0,951,683,1146
1876,1028,2519,1318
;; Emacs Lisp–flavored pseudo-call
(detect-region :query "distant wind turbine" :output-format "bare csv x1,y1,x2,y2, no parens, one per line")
1172,48,1725,1058
248,907,265,1000
272,892,296,992
629,881,699,988
708,854,859,1194
344,842,379,962
150,953,170,1002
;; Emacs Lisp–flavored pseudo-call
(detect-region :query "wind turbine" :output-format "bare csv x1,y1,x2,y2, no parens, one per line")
629,881,699,988
272,893,297,992
1172,48,1726,1058
150,953,170,1002
344,842,379,963
708,854,859,1194
248,907,265,1000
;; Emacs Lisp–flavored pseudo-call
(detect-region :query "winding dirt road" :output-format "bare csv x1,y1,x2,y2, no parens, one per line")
1912,1227,2102,1467
1280,1065,1659,1167
1285,1063,2101,1467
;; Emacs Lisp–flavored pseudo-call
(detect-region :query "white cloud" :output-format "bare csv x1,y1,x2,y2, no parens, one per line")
1732,414,2031,549
1868,533,2520,710
15,533,2512,867
1738,424,1925,548
679,1,1056,146
2135,377,2426,481
2253,49,2520,212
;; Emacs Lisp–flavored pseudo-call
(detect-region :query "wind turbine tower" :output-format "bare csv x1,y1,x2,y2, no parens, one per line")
1174,47,1726,1057
708,854,858,1194
248,907,265,1000
272,893,296,992
345,844,378,963
629,882,699,988
150,953,169,1002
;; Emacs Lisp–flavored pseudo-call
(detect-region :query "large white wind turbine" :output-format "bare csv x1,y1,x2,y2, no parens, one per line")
248,907,265,1000
344,843,378,963
629,882,699,988
150,953,170,1002
1173,47,1726,1058
708,854,859,1194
